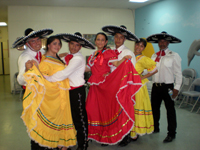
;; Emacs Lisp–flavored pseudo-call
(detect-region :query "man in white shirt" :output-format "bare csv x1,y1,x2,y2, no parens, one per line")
147,31,182,143
13,28,53,149
102,25,139,147
45,32,95,150
13,28,53,87
102,25,138,73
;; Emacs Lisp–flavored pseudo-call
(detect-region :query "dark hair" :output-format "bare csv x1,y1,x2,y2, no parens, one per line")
46,35,65,64
46,35,62,51
136,38,147,48
94,32,108,50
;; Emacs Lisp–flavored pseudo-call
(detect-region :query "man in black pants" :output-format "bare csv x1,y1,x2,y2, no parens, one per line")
45,32,95,150
147,31,182,143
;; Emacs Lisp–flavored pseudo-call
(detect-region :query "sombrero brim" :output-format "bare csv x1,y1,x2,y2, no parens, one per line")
57,33,95,50
146,33,181,43
12,28,53,49
12,36,25,48
102,25,139,41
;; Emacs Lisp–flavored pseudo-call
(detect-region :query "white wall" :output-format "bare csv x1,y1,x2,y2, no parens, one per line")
8,6,135,92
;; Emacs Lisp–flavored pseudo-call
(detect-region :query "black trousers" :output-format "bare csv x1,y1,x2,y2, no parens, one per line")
151,83,177,137
70,86,88,149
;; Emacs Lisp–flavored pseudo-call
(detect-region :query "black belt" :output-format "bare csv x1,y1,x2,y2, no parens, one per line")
153,83,173,87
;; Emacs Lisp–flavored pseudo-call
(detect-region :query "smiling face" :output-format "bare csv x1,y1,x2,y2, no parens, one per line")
68,41,82,54
134,42,145,55
95,34,108,50
26,37,42,52
114,33,126,49
47,38,62,54
158,39,169,50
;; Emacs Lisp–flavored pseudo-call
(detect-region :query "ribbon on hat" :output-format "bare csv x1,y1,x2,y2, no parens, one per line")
35,51,42,63
155,50,165,62
65,54,73,65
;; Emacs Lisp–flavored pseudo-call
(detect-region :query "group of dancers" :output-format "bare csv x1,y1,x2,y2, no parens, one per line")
13,25,182,150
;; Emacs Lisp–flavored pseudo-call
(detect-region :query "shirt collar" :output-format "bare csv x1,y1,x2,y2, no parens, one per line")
115,44,125,52
26,46,38,56
69,51,81,55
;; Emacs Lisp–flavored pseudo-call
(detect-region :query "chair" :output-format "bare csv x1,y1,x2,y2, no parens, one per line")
13,72,24,100
179,78,200,112
176,68,197,101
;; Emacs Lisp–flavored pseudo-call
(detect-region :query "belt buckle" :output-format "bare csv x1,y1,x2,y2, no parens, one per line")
160,83,162,86
155,83,158,87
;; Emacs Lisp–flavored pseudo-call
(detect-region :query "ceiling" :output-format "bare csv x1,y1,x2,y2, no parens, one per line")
0,0,159,22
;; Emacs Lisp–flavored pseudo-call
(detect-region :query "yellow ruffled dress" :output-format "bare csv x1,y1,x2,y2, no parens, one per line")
21,55,77,148
130,55,156,138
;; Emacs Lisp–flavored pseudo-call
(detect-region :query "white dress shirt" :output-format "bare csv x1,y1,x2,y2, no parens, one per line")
17,47,44,86
151,48,182,90
45,51,85,87
110,44,136,72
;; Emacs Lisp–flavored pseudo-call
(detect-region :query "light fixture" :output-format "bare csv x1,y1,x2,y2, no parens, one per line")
0,22,7,26
129,0,149,3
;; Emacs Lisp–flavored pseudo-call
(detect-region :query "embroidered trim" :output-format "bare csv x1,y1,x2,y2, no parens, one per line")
78,93,88,148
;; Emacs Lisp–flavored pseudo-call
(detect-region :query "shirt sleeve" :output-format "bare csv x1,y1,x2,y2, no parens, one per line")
173,53,182,90
17,54,33,85
45,56,83,82
122,49,136,67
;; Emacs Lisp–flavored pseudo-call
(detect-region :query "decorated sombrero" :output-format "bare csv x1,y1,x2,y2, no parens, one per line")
146,31,182,43
12,36,25,48
12,28,53,48
102,25,139,41
57,32,95,49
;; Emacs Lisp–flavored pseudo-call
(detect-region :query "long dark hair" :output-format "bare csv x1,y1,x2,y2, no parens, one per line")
46,35,65,64
94,32,108,50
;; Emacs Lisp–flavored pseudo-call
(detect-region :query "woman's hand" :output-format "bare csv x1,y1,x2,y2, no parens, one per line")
59,52,68,58
140,76,145,80
103,72,110,77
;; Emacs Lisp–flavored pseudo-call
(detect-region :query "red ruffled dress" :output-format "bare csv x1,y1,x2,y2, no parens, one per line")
86,49,142,144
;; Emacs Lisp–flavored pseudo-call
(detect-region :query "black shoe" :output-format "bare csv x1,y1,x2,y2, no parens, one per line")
101,144,108,147
153,129,160,133
163,135,175,143
132,135,139,142
118,137,131,147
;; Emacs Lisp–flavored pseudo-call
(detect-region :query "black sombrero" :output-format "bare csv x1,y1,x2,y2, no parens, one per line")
12,28,53,48
57,32,95,49
12,36,25,48
102,25,139,41
146,31,182,43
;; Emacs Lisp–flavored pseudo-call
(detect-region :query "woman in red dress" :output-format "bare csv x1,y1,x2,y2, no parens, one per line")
85,32,142,145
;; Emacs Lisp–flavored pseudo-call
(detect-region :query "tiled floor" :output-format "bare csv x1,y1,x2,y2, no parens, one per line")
0,75,200,150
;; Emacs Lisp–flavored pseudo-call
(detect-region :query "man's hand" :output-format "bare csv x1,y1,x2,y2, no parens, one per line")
123,55,132,60
25,60,39,72
172,89,179,99
25,60,33,72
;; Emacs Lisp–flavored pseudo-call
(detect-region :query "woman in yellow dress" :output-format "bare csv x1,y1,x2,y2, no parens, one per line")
21,36,76,150
130,38,158,140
